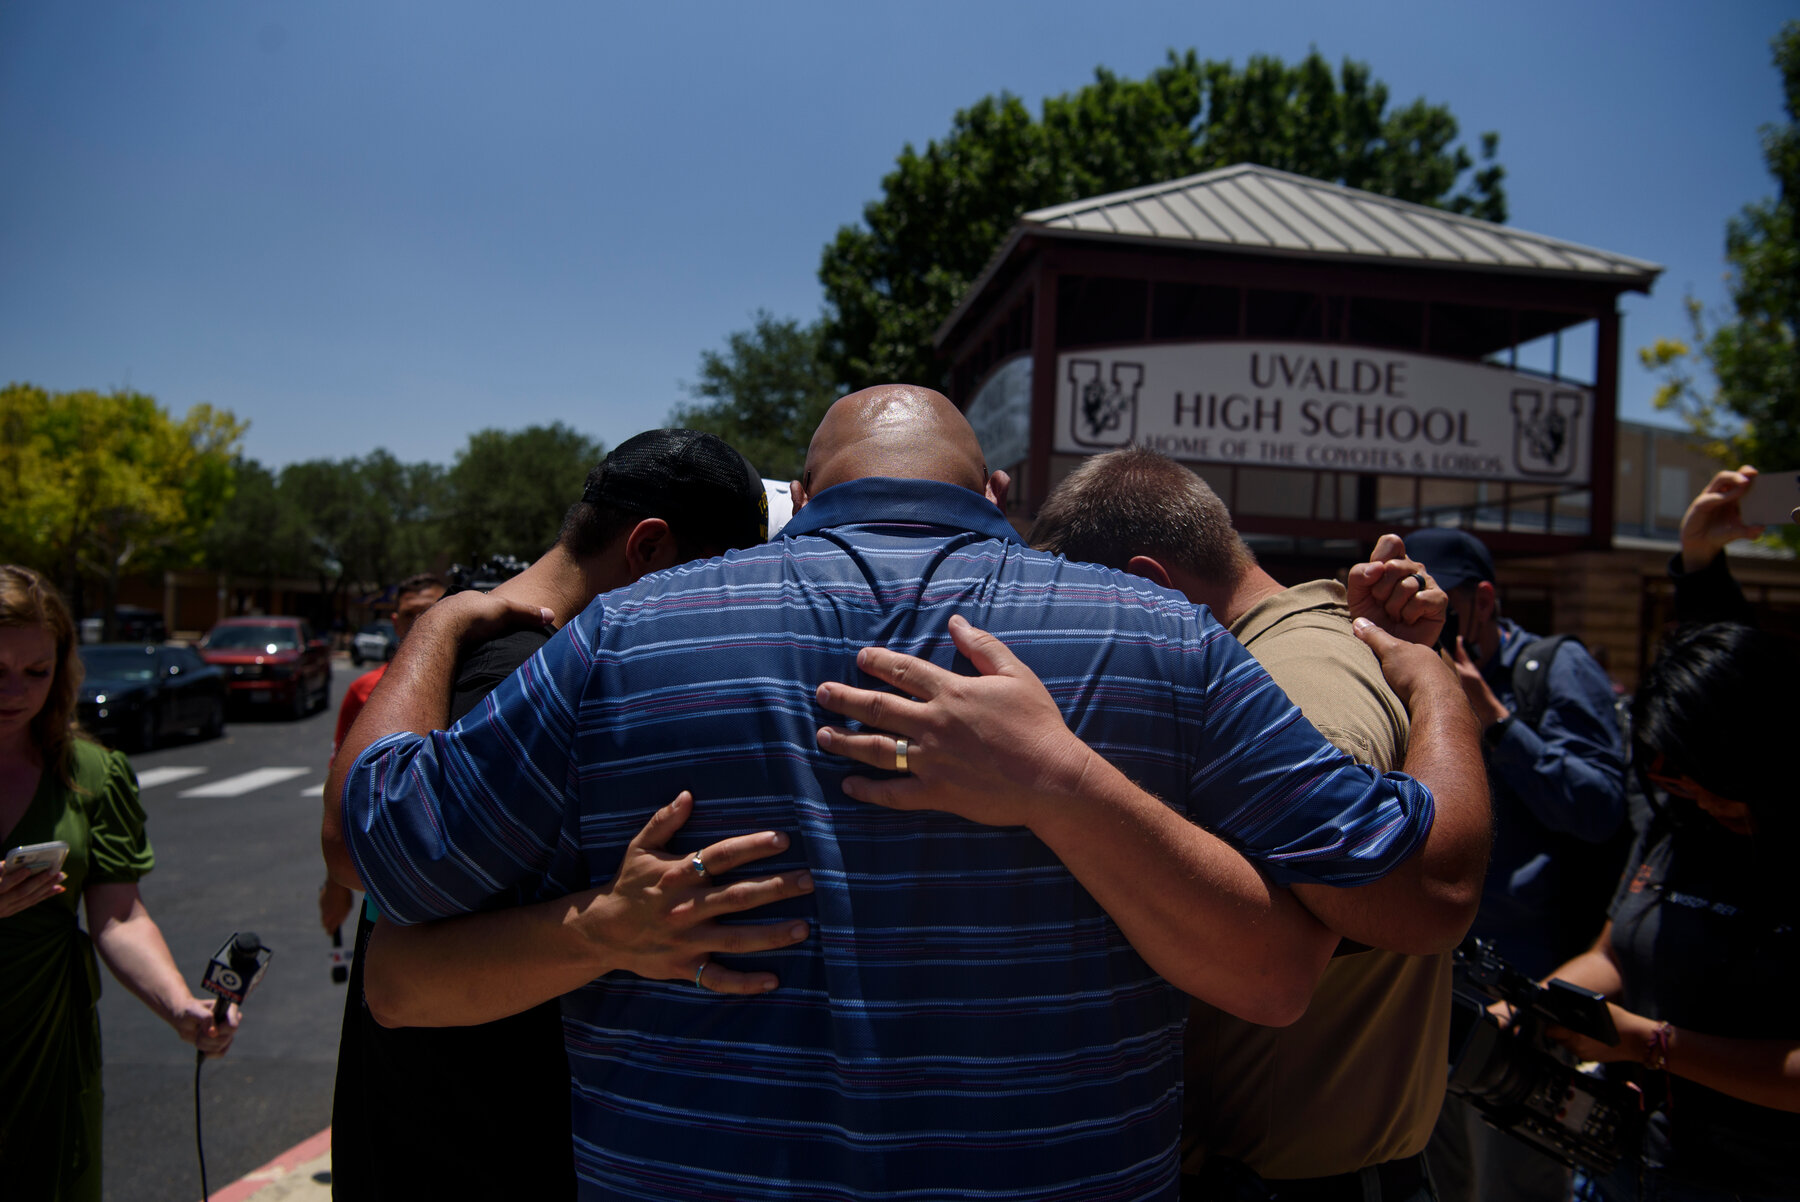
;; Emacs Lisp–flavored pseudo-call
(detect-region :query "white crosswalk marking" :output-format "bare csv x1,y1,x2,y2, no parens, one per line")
178,767,311,798
299,780,326,796
134,767,207,790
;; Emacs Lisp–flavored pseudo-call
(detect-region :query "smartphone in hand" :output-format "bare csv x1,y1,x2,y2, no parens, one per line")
5,841,71,876
1739,470,1800,527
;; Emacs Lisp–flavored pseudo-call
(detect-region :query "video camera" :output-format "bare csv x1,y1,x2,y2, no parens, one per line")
1447,938,1642,1175
445,554,530,595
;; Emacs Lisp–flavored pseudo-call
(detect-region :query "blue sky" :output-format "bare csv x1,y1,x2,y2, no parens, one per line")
1,1,1793,472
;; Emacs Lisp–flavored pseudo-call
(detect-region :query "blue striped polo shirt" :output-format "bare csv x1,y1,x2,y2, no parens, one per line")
343,476,1433,1202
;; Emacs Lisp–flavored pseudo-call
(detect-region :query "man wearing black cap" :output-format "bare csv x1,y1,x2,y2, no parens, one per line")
328,429,811,1202
1404,526,1626,1202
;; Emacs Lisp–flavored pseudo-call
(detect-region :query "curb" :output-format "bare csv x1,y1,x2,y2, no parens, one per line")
205,1127,331,1202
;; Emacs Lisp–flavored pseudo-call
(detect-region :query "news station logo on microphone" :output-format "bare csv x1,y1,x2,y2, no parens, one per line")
201,931,272,1007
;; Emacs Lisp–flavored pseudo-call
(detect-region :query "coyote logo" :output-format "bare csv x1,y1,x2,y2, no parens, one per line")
1510,389,1584,478
1067,360,1144,449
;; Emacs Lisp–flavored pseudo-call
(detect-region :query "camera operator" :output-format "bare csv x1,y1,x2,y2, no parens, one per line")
1541,621,1800,1202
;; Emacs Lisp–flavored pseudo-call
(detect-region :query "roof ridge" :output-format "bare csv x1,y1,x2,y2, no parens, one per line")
1022,162,1663,273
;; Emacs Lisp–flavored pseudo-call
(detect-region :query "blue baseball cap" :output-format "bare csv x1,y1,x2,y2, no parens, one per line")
1404,527,1496,592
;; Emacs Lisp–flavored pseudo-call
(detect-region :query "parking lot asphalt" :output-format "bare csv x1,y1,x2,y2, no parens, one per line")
100,658,363,1202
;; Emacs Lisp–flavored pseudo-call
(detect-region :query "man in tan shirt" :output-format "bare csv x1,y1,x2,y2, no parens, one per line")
1032,447,1480,1202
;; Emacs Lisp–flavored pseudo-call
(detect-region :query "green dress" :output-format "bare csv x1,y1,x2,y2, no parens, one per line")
0,740,155,1202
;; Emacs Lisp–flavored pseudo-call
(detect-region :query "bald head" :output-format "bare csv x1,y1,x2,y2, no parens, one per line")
801,385,993,499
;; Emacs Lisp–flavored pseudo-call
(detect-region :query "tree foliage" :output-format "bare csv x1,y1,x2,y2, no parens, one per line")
819,48,1508,387
0,384,244,630
1642,21,1800,533
440,423,604,562
669,312,838,480
206,429,591,594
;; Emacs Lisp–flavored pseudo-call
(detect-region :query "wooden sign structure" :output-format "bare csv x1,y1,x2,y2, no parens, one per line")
938,164,1662,560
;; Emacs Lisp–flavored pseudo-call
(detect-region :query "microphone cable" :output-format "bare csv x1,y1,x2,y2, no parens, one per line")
195,1049,212,1200
194,931,272,1201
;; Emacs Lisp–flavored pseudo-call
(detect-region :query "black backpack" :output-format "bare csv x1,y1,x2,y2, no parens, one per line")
1509,635,1636,963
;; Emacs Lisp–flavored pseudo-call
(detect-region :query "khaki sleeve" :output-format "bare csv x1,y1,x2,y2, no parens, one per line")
1249,617,1409,773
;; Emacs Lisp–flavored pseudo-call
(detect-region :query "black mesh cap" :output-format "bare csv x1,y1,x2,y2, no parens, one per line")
582,429,768,550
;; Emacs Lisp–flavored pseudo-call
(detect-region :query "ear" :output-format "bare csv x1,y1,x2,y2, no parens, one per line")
984,469,1012,511
1474,580,1498,619
1126,555,1174,589
790,476,808,513
623,518,679,581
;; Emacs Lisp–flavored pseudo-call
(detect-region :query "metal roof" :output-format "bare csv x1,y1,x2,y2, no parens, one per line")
936,163,1663,346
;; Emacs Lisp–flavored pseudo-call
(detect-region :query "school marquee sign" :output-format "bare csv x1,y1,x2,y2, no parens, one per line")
969,342,1593,486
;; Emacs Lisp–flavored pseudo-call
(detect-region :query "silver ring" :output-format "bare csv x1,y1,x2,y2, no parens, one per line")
894,738,909,773
694,963,706,989
690,854,708,878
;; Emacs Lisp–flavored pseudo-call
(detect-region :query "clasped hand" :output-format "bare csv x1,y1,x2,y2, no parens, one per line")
1346,533,1448,647
585,791,813,994
814,614,1095,829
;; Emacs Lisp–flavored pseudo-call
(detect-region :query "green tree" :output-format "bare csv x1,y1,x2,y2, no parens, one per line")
441,423,604,561
203,457,306,585
1641,21,1800,547
669,312,839,480
820,48,1507,387
0,383,57,567
271,457,370,610
353,449,447,586
0,384,244,632
206,452,448,618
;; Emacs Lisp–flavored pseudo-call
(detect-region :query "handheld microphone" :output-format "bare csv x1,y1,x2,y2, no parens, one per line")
195,931,273,1199
200,931,273,1022
329,925,351,984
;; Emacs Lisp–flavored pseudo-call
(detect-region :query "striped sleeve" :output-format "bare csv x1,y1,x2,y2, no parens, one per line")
341,622,587,925
1187,627,1434,888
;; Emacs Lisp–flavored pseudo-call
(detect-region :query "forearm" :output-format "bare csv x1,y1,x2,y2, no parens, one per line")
92,901,198,1026
1391,677,1490,937
1295,678,1489,954
323,617,465,889
1671,550,1757,626
1543,925,1623,997
364,896,608,1028
1029,746,1336,1026
1662,1028,1800,1113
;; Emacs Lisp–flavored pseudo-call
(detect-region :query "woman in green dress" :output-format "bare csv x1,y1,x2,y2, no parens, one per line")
0,565,239,1201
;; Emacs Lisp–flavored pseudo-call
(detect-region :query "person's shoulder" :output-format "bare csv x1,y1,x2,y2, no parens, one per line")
1233,580,1351,643
1018,547,1217,624
62,736,135,800
66,734,126,778
1239,588,1407,770
457,628,552,682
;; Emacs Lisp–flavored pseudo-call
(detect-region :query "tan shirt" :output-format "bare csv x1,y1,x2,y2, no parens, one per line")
1183,580,1451,1179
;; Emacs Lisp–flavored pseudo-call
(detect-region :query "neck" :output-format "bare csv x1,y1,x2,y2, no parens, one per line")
1213,567,1287,628
0,725,41,766
493,545,625,626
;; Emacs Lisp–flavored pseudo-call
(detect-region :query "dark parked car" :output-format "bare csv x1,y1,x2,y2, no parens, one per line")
198,616,332,718
351,619,398,666
78,643,226,752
